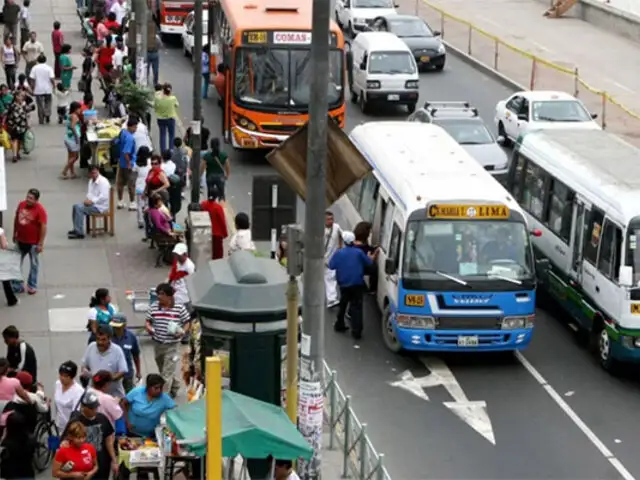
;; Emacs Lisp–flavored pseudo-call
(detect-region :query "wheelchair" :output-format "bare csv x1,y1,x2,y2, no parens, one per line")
32,407,60,472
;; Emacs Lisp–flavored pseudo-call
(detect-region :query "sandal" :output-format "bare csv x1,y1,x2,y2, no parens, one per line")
59,174,69,180
69,174,79,179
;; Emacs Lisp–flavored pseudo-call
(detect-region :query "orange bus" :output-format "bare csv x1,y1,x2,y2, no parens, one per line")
209,0,346,149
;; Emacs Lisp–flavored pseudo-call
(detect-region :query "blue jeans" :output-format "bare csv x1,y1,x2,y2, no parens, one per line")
72,203,100,235
202,73,210,98
17,243,39,290
75,0,84,8
146,51,160,86
157,118,175,153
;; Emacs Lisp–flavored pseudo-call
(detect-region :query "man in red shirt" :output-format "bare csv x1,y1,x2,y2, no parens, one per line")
200,187,228,260
13,188,47,294
51,21,64,79
102,12,120,32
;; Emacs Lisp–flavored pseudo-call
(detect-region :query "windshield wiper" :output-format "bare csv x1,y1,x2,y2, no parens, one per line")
486,273,522,285
422,269,469,286
458,141,488,145
536,116,559,122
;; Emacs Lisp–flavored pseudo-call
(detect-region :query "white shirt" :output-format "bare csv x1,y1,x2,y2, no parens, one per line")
11,389,48,413
29,63,54,95
134,163,151,193
112,47,126,68
53,380,84,431
133,121,152,151
110,2,126,24
324,223,342,262
56,89,70,108
171,257,195,305
87,175,111,212
162,160,176,176
229,230,256,254
287,473,301,480
22,40,43,63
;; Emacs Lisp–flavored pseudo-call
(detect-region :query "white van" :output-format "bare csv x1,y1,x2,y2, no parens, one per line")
349,32,419,114
182,9,209,58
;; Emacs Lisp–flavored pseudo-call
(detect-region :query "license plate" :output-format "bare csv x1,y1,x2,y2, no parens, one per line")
457,335,479,347
387,94,400,101
420,56,430,62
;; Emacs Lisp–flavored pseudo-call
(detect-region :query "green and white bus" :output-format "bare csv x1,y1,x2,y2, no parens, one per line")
507,129,640,372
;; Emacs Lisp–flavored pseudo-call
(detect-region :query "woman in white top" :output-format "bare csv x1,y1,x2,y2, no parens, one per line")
0,36,18,90
53,361,85,432
133,146,152,228
228,212,256,254
161,149,176,176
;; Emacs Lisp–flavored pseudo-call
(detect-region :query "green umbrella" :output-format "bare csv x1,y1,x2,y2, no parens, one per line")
166,390,313,460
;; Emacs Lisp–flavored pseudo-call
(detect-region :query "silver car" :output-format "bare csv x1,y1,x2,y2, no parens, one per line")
408,102,510,182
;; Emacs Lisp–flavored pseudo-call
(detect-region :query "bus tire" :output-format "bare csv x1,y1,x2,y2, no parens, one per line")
359,92,369,114
350,88,358,104
597,323,621,374
382,305,403,353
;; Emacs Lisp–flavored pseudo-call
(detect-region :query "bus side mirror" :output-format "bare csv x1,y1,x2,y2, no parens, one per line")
619,265,633,287
217,63,226,74
385,258,395,275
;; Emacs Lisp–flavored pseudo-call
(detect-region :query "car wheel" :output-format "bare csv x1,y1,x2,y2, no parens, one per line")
598,326,621,374
350,84,358,103
407,102,416,114
183,44,189,57
359,91,369,114
382,305,403,353
434,62,445,72
498,121,512,147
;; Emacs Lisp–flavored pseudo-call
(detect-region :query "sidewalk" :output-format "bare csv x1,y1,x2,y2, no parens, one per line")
394,0,640,145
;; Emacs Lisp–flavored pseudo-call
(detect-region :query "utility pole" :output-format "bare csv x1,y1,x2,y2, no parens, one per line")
127,2,137,80
190,0,204,204
134,0,148,85
299,0,331,475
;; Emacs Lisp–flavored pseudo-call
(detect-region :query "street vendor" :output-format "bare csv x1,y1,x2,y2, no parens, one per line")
110,314,141,393
122,373,175,439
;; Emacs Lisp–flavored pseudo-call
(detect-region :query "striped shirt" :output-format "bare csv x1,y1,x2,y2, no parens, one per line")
145,302,191,344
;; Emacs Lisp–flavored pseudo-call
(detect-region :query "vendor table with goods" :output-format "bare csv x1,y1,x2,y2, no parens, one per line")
85,115,124,173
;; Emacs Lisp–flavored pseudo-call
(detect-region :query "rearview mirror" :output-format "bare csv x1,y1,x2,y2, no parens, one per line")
591,113,598,119
359,61,367,70
517,113,528,121
619,265,633,287
385,258,396,275
496,135,506,145
432,30,441,36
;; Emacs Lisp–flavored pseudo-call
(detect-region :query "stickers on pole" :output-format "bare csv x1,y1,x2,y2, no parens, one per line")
298,381,323,428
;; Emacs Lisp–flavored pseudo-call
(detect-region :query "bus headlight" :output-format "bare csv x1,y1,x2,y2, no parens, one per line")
502,315,535,329
233,115,257,131
396,314,436,329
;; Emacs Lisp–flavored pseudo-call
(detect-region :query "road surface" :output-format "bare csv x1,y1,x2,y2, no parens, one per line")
160,45,640,480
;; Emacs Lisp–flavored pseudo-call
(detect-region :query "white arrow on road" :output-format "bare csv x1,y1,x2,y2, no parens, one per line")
389,358,495,445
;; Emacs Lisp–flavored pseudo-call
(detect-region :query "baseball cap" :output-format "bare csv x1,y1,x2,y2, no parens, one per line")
16,371,33,388
173,243,188,255
110,312,127,328
342,231,355,245
80,391,100,409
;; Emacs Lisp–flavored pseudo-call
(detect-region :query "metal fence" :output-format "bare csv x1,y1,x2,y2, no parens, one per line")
322,361,392,480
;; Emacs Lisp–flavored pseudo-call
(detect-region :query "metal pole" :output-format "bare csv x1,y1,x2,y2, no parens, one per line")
191,0,204,204
134,0,147,86
285,275,299,424
299,0,330,474
127,4,137,80
270,183,278,259
205,357,222,480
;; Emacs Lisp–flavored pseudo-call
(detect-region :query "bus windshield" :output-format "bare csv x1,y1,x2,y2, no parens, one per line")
402,220,534,282
234,47,344,109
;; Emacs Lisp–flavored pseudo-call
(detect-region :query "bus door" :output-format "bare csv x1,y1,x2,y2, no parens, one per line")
378,200,397,305
567,196,592,326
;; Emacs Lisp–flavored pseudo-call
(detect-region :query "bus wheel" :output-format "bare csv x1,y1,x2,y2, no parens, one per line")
598,326,620,374
382,306,402,353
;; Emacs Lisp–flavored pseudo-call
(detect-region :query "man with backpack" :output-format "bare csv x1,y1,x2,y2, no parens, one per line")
115,118,137,210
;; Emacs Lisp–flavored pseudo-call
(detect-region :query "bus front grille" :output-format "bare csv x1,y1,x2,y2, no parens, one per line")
437,316,501,330
261,124,301,133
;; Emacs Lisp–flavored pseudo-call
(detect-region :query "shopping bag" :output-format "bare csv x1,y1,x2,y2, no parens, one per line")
0,128,10,149
22,129,35,154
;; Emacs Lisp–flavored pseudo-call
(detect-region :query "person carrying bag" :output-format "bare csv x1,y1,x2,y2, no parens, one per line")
200,137,230,201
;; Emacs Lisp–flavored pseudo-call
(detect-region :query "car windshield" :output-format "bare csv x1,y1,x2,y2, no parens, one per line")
369,51,416,74
234,47,343,109
353,0,394,7
434,118,495,145
388,19,432,37
531,100,592,122
402,220,534,281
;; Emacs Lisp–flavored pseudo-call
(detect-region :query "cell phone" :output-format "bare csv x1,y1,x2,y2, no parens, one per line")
61,461,74,472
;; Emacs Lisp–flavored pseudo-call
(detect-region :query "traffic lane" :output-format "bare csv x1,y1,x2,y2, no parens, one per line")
524,304,640,476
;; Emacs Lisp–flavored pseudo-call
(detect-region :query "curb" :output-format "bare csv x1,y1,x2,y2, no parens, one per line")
442,40,527,92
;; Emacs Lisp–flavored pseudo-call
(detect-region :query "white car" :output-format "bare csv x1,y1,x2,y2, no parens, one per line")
494,91,600,145
335,0,398,38
181,10,209,58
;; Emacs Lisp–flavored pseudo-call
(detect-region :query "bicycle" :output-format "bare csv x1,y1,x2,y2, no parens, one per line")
33,408,60,472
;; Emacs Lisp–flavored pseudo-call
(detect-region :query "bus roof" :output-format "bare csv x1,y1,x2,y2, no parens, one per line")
518,129,640,223
220,0,341,33
349,121,521,214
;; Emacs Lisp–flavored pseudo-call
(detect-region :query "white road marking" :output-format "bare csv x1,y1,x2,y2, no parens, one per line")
516,352,635,480
389,370,433,401
531,41,552,53
610,80,636,94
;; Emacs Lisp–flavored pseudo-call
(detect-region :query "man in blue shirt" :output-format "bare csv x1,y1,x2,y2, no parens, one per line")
116,117,138,211
110,314,141,393
328,231,376,340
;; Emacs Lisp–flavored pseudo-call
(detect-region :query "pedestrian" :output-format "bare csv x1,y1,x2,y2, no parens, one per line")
170,136,189,194
144,283,191,398
2,325,37,381
53,361,84,432
200,186,228,260
324,210,342,308
228,212,255,254
0,411,36,479
79,46,93,95
95,15,109,44
58,43,74,90
61,100,82,179
328,231,376,340
111,35,127,72
133,146,151,229
201,137,230,201
184,115,210,150
109,0,126,24
116,117,138,211
81,324,128,397
1,35,19,89
18,0,30,49
87,288,117,343
270,457,301,480
96,36,114,77
6,90,29,163
51,21,63,79
353,221,378,294
54,82,69,123
20,31,41,77
12,188,46,294
103,11,119,32
201,44,210,98
110,314,141,393
52,422,98,479
167,243,195,313
88,370,123,427
146,23,161,85
143,154,170,240
0,358,32,404
28,53,53,124
2,0,20,44
0,227,18,307
68,165,110,239
61,391,117,479
154,83,179,153
162,149,183,219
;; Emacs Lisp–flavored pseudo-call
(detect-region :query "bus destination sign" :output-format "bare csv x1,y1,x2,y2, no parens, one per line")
427,204,510,220
242,30,338,46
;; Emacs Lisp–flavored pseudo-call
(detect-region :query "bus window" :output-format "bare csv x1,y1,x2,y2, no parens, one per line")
546,179,574,244
347,179,363,211
508,153,526,202
388,224,402,272
359,174,379,223
522,162,549,220
584,208,605,266
381,201,395,251
597,220,622,280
